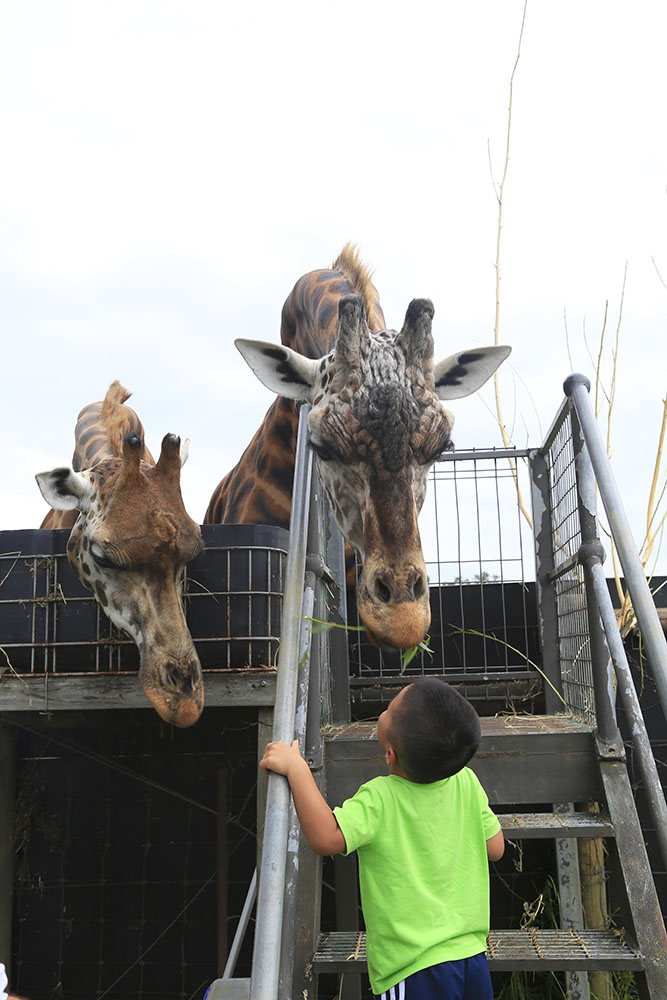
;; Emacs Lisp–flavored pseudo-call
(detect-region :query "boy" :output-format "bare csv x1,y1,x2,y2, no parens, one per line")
260,676,504,1000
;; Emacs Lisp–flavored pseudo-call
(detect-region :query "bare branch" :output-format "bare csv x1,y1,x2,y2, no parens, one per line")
652,255,667,292
492,0,532,528
593,301,609,418
606,263,628,456
564,308,574,372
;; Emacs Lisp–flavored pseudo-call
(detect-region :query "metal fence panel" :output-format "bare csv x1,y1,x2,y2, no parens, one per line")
541,402,596,725
347,449,541,709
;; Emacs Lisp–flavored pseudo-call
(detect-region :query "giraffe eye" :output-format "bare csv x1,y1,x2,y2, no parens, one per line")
312,443,334,463
90,542,117,569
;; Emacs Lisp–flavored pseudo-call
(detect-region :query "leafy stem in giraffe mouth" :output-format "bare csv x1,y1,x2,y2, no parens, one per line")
305,616,429,667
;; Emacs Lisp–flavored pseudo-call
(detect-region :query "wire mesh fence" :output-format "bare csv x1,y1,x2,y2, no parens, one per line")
347,448,541,710
0,525,288,677
541,401,596,725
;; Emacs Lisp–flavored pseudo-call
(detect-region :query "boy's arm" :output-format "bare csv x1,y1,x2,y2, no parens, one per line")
486,828,505,861
260,740,346,856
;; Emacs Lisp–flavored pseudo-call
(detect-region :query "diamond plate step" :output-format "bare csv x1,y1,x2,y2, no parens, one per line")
313,929,643,973
498,811,614,838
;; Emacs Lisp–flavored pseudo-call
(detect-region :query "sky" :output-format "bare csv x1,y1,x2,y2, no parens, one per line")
1,1,665,575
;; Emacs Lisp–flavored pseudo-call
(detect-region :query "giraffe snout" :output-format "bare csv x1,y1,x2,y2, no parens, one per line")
359,564,431,651
373,569,427,605
163,660,193,696
141,652,204,728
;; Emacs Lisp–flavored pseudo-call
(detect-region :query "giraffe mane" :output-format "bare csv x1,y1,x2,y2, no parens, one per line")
332,242,378,330
100,380,140,458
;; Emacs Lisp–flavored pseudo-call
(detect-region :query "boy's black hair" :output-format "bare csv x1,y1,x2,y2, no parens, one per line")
389,677,481,783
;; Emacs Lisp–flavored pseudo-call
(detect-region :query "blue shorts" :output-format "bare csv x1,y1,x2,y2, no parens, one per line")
375,953,493,1000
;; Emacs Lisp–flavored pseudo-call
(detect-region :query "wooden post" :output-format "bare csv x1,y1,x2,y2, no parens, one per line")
217,767,229,977
0,724,16,977
577,803,612,1000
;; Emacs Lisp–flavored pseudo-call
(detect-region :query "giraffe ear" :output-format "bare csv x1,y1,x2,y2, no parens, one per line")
235,339,321,402
434,345,512,400
35,467,91,511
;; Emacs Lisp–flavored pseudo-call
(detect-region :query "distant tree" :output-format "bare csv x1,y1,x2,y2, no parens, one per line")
453,571,500,585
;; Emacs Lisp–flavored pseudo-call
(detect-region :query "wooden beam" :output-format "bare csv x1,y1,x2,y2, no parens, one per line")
0,670,276,712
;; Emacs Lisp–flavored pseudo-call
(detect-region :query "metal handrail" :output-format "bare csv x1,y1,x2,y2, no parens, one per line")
588,558,667,870
217,580,316,992
564,374,667,719
562,375,667,871
250,404,313,1000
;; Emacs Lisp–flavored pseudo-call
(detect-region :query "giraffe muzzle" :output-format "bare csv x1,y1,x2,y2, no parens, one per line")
357,565,431,651
140,651,204,728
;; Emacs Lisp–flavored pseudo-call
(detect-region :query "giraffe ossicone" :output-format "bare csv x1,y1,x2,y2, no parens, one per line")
208,245,510,652
36,382,204,727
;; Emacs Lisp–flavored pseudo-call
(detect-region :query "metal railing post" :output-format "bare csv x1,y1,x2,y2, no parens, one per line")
564,375,667,871
569,408,621,750
250,404,313,1000
565,374,667,721
529,448,566,712
278,578,315,999
588,559,667,871
325,511,351,725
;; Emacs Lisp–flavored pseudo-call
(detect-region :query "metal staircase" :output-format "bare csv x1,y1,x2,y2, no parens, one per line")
208,377,667,1000
319,715,665,997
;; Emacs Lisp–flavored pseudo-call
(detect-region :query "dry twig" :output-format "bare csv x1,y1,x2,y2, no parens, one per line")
491,0,532,529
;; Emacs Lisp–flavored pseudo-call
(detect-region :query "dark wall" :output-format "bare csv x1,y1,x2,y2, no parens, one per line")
10,708,258,1000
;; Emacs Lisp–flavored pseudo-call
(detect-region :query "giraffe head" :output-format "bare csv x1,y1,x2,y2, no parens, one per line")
36,432,204,726
236,295,510,651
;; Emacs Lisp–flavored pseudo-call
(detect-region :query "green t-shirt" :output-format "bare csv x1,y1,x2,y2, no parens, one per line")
333,768,500,995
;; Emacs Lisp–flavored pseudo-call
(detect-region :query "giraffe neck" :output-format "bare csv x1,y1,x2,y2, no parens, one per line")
280,243,385,357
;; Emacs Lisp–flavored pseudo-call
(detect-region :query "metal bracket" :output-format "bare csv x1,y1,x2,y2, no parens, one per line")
546,541,605,585
577,540,605,567
305,553,335,586
595,732,626,761
203,979,250,1000
306,737,324,773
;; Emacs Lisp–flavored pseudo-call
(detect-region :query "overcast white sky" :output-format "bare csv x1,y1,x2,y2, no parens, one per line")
1,1,665,574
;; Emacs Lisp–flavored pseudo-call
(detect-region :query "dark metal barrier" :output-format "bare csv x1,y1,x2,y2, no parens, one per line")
0,524,289,677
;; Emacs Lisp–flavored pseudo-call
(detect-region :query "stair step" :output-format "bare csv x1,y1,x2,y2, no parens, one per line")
313,929,643,973
325,715,601,807
498,811,614,838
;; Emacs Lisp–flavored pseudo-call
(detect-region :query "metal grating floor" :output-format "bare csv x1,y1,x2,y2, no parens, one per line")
313,929,643,972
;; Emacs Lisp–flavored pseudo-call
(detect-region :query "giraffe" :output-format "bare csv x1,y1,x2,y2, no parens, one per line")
206,245,511,651
36,381,204,727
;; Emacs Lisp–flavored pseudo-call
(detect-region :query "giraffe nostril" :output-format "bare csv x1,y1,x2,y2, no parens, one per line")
164,663,180,689
162,662,198,697
413,575,425,599
376,579,391,604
